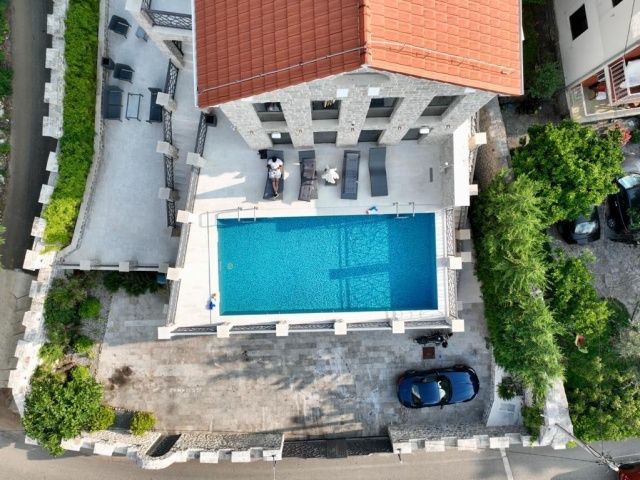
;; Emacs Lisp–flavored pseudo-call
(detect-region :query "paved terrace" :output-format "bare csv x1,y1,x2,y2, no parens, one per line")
61,0,200,267
97,288,491,437
173,116,450,328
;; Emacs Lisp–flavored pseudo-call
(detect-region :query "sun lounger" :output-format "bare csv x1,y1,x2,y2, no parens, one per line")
369,147,388,197
263,149,285,200
298,150,318,202
341,150,360,200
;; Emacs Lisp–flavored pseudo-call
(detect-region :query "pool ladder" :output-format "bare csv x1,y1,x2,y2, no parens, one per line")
393,202,415,218
237,206,258,222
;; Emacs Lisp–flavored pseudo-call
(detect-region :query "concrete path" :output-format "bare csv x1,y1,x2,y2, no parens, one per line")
1,0,57,269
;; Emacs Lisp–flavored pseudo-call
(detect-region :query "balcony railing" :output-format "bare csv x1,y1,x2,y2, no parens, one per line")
142,8,192,30
610,59,640,105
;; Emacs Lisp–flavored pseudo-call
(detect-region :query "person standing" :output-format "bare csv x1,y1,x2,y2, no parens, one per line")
267,156,283,198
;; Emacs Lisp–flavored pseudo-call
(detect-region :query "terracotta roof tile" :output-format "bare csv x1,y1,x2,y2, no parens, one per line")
195,0,522,106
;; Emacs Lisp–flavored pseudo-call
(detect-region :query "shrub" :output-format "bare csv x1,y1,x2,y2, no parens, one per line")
89,406,115,432
38,343,65,366
73,335,94,355
103,271,123,293
631,130,640,144
22,366,104,456
528,61,563,99
497,376,525,401
130,412,156,436
521,402,545,440
42,0,99,248
78,296,100,318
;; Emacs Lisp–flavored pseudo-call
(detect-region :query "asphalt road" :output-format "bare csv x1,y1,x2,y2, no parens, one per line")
1,426,636,480
1,0,57,269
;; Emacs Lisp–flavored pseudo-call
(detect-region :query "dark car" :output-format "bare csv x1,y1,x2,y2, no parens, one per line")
556,205,601,244
619,463,640,480
607,173,640,234
396,365,479,409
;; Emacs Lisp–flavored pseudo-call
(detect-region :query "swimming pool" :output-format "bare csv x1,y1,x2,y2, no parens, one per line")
217,214,437,315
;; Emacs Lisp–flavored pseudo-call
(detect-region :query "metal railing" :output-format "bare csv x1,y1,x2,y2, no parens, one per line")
142,8,192,30
195,112,208,156
165,61,179,99
444,207,458,320
162,109,172,144
166,198,176,228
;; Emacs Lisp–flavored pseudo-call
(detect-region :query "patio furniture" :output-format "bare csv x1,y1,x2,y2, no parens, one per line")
125,93,142,121
368,147,388,197
101,85,123,121
101,57,115,70
147,88,163,123
108,15,130,37
263,150,285,200
341,150,360,200
135,26,148,42
114,63,134,83
298,150,318,202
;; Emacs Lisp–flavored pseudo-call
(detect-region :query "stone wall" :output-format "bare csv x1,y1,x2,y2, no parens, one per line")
219,68,495,151
474,97,511,191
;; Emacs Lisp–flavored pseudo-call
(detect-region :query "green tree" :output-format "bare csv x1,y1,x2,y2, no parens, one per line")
22,366,104,456
512,120,624,225
529,61,563,99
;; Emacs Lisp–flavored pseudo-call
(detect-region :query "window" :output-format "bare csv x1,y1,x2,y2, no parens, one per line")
313,131,338,144
422,96,458,117
569,5,588,40
612,0,624,7
358,129,382,142
271,132,292,144
311,101,340,120
402,128,421,141
253,102,285,122
366,97,397,118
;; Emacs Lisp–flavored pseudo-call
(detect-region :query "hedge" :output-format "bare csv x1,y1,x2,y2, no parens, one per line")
42,0,99,248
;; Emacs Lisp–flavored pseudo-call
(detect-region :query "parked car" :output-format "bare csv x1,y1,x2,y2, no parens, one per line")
396,365,479,409
619,463,640,480
556,205,601,244
607,173,640,234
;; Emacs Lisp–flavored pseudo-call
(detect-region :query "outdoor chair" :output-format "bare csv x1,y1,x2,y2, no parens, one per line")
341,150,360,200
108,15,130,37
147,88,163,123
298,150,318,202
114,63,134,83
263,150,285,200
368,147,388,197
101,85,123,121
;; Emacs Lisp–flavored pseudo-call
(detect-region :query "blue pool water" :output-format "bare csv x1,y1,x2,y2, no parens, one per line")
217,214,437,315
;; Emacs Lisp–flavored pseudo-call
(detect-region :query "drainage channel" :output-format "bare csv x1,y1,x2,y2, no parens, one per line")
283,437,392,459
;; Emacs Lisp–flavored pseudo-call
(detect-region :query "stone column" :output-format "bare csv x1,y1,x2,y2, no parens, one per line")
157,141,179,159
156,92,177,112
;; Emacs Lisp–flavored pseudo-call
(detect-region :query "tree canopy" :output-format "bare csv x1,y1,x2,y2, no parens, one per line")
512,120,624,225
22,366,104,456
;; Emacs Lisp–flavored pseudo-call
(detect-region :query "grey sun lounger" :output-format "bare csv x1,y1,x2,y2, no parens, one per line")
114,63,134,83
369,147,388,197
147,88,163,123
298,150,318,202
341,150,361,200
263,149,285,200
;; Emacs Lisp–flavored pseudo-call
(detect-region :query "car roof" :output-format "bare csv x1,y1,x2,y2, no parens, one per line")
622,158,640,175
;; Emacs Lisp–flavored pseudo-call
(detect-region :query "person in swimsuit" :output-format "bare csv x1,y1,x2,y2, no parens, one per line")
267,156,283,198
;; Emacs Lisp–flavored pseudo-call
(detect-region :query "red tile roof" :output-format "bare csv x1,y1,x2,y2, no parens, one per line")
195,0,522,107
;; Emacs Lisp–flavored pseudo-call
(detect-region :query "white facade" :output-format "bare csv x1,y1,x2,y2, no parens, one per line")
555,0,640,85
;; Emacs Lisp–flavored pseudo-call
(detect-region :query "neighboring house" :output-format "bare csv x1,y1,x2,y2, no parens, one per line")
116,0,523,338
555,0,640,122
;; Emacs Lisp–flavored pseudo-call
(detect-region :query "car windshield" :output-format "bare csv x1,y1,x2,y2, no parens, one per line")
411,375,452,405
574,221,598,235
619,174,640,190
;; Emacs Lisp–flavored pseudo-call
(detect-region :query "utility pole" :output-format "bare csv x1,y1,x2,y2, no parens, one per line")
554,424,619,472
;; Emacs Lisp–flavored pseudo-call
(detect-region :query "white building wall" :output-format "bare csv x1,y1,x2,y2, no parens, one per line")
555,0,640,85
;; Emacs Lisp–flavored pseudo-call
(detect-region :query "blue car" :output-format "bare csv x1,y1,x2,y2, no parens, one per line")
397,366,479,408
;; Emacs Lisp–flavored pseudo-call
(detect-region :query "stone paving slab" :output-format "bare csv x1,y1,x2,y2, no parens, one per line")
97,291,491,438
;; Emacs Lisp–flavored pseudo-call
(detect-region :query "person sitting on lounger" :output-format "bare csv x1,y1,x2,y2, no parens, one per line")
267,156,283,198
